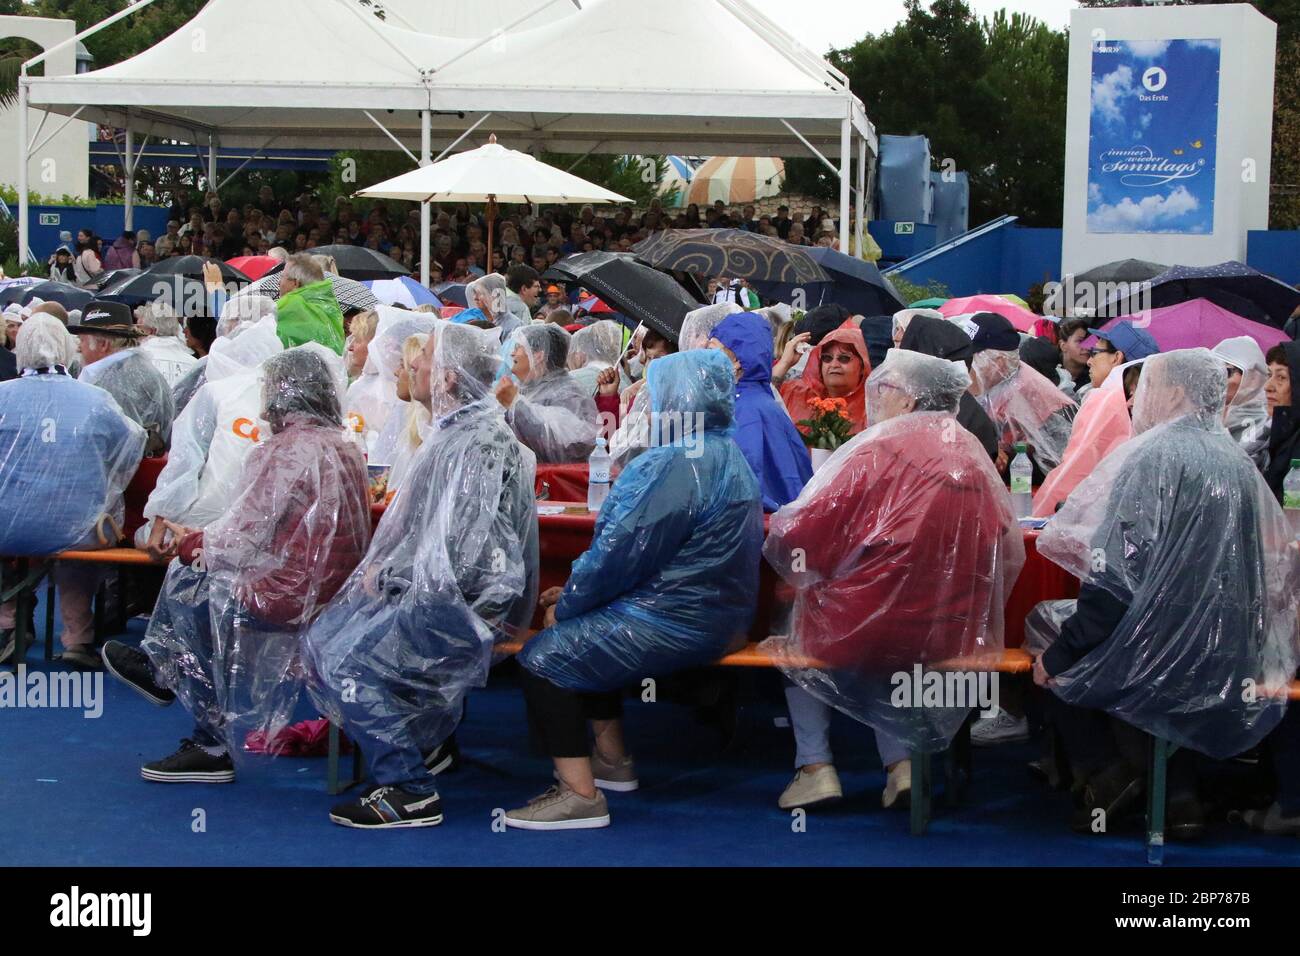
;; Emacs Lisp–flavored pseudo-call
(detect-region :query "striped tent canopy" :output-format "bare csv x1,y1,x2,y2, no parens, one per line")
686,156,785,207
658,156,700,208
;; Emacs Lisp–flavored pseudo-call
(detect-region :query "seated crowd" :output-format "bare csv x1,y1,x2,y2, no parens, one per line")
0,189,1298,842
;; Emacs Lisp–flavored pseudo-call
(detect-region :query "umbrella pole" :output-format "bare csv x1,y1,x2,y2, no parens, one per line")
486,195,498,275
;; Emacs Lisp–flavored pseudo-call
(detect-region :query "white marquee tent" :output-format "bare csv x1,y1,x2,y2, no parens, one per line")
18,0,875,281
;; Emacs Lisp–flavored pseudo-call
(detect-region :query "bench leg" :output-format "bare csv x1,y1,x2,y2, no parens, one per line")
946,717,973,807
910,748,932,835
1146,736,1170,866
12,564,31,665
327,721,364,796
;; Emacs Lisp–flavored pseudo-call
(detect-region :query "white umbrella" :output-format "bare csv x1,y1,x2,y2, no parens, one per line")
358,134,632,273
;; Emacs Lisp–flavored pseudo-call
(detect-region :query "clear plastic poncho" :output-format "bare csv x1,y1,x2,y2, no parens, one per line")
0,318,147,554
762,351,1026,751
78,346,176,456
519,349,764,691
502,324,599,464
305,323,539,782
1037,348,1300,759
140,317,285,545
567,319,625,397
142,345,372,751
1212,335,1271,470
970,348,1077,472
364,310,442,467
679,302,742,351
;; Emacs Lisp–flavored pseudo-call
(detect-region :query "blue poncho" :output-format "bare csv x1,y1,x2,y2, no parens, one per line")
713,312,813,512
519,349,764,691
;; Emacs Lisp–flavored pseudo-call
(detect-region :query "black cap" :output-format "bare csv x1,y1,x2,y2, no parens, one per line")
968,312,1020,353
70,299,141,337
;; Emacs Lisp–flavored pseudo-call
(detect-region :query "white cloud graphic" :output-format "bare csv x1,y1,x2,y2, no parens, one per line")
1091,65,1135,126
1087,185,1201,233
1088,182,1103,203
1124,40,1171,60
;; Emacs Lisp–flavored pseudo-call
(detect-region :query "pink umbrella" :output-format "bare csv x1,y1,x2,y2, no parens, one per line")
1083,298,1288,355
938,294,1039,332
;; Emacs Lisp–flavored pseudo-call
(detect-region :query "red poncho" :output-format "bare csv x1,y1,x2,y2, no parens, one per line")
779,325,872,437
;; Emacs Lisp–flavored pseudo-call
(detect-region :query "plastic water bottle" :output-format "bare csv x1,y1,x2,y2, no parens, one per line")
587,436,612,514
1010,443,1033,519
1284,459,1300,541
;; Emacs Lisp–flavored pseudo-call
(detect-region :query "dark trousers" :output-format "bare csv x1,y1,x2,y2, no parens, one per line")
1041,690,1197,798
1270,701,1300,816
521,669,624,759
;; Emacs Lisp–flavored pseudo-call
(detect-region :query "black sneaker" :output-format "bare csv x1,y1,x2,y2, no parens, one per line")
102,640,175,706
422,735,461,775
329,785,444,829
141,739,235,784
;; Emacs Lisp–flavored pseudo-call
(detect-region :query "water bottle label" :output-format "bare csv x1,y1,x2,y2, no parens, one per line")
1285,491,1300,510
1011,475,1031,495
590,465,610,485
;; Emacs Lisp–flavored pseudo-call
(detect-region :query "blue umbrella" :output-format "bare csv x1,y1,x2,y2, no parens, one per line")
364,276,440,308
752,246,905,315
433,282,469,308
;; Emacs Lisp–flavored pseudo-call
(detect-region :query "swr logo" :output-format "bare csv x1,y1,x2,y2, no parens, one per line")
232,418,261,442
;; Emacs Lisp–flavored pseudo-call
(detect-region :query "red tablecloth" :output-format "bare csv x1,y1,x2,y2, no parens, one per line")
123,455,169,539
536,463,589,502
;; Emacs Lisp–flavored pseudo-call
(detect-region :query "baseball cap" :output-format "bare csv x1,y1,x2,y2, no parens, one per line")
546,284,562,294
1086,320,1160,362
968,312,1020,353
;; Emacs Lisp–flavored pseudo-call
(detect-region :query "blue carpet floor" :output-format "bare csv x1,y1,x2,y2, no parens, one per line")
3,608,1298,867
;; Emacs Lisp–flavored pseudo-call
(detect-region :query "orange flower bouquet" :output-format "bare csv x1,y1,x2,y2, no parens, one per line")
797,396,854,451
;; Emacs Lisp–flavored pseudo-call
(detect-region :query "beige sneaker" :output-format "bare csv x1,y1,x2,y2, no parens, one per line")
592,750,639,792
882,760,912,810
778,765,842,810
505,785,611,831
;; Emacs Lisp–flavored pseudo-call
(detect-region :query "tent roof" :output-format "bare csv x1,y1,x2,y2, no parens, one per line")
356,0,581,37
24,0,873,158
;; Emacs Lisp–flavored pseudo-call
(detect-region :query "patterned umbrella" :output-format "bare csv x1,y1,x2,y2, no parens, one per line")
686,156,785,207
236,271,379,311
632,229,830,287
544,251,702,342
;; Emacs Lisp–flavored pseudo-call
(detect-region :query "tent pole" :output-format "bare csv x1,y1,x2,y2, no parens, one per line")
17,80,28,268
208,135,218,194
124,125,135,231
855,134,867,258
838,116,851,253
486,195,498,275
421,109,431,287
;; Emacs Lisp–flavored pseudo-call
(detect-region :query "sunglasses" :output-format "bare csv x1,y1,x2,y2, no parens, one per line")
822,352,859,366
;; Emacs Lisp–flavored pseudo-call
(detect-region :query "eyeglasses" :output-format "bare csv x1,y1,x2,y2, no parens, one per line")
1088,347,1117,358
822,352,859,366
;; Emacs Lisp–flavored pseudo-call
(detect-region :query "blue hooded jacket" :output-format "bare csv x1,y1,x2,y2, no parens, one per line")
519,349,764,691
712,312,813,512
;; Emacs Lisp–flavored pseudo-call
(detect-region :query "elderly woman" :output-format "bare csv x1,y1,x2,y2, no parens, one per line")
136,301,199,388
764,351,1024,812
496,324,599,464
103,345,372,783
778,324,872,436
508,349,763,831
306,324,538,828
0,315,145,667
1031,349,1299,836
1212,336,1270,470
566,320,626,397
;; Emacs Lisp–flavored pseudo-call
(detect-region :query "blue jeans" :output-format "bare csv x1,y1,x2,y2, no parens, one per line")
784,683,909,770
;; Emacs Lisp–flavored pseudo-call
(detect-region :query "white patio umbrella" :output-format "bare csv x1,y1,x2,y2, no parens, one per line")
358,134,632,274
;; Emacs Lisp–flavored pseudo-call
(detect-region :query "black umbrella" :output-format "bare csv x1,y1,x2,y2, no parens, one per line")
105,256,251,306
1099,261,1300,328
1073,259,1168,285
0,285,37,306
753,246,905,315
544,251,702,343
267,245,410,281
632,229,831,288
87,267,142,292
20,281,94,311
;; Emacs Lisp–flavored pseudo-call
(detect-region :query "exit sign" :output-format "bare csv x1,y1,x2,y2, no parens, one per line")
894,222,915,235
39,213,60,226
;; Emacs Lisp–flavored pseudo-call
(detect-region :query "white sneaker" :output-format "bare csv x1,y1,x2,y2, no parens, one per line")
882,760,911,809
970,709,1029,747
778,765,842,810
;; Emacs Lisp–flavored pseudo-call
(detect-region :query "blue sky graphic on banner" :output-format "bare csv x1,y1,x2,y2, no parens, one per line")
1087,39,1220,235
